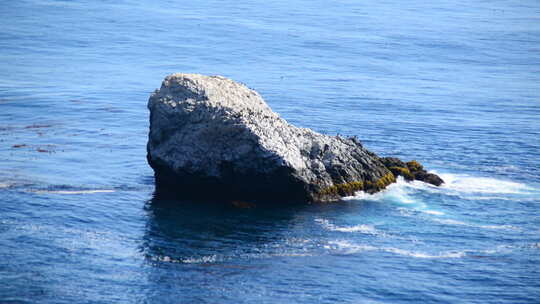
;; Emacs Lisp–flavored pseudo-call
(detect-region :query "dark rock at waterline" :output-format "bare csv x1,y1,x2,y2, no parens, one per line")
380,157,444,186
379,157,406,169
146,74,440,203
415,171,444,186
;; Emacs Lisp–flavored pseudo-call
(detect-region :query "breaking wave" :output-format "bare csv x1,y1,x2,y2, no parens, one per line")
345,173,535,209
347,173,533,201
439,173,533,195
345,177,444,215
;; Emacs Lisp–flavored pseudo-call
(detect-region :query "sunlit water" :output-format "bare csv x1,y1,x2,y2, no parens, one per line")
1,1,539,303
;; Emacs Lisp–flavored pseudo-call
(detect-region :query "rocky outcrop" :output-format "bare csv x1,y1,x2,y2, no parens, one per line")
147,73,442,203
380,158,444,186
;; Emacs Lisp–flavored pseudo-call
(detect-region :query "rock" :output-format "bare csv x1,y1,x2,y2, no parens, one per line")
388,166,415,182
380,157,406,169
380,157,415,181
147,73,396,203
412,171,444,186
406,160,445,186
380,157,444,186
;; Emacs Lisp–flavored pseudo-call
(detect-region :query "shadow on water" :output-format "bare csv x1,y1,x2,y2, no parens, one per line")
137,193,381,302
139,194,313,266
137,194,327,302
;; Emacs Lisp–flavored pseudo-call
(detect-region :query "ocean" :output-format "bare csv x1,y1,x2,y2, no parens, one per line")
1,0,539,303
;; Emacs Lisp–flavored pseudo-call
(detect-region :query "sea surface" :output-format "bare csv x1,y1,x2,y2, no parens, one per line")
1,0,539,303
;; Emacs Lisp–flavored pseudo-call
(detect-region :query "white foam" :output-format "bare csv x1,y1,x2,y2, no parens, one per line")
33,189,115,194
347,173,533,202
326,240,465,259
151,254,221,264
182,255,218,264
345,177,417,204
422,210,445,215
157,255,177,263
346,177,448,218
433,218,469,226
439,173,532,195
479,224,519,230
432,218,520,231
271,252,313,258
324,240,377,254
384,247,466,259
0,183,9,188
316,218,379,234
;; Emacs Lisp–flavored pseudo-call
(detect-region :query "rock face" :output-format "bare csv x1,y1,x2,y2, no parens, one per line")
147,73,442,203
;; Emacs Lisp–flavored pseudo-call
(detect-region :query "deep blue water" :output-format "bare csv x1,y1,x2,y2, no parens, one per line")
1,0,540,303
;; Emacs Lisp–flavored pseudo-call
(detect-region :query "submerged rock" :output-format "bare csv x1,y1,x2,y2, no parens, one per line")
147,73,441,203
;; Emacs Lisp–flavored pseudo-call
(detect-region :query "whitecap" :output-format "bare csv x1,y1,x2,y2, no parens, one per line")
383,247,466,259
439,173,532,195
315,218,381,234
150,254,221,264
326,240,465,259
479,224,520,230
33,189,115,194
271,252,313,258
432,218,520,231
433,218,470,226
324,240,378,254
346,177,449,217
182,255,219,264
345,177,418,205
348,173,533,202
422,210,445,215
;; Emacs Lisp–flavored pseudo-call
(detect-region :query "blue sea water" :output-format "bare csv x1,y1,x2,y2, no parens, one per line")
1,0,539,303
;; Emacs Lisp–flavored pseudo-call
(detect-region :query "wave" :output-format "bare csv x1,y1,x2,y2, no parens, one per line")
348,173,533,201
345,177,445,215
345,177,418,204
422,210,444,215
344,173,536,216
432,218,520,231
150,251,315,265
147,240,537,265
32,189,115,194
439,173,533,195
0,178,118,194
147,254,220,264
325,240,466,258
315,218,383,235
181,255,219,264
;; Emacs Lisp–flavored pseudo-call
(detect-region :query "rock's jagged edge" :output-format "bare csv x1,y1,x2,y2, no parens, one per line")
380,158,444,186
146,73,443,204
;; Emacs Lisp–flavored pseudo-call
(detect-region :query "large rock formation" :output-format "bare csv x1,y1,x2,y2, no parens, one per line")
147,74,442,203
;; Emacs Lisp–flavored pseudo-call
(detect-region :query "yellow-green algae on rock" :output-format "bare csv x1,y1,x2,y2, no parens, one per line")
319,181,365,197
388,166,415,181
380,157,444,187
319,172,396,199
365,172,396,193
406,160,423,172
